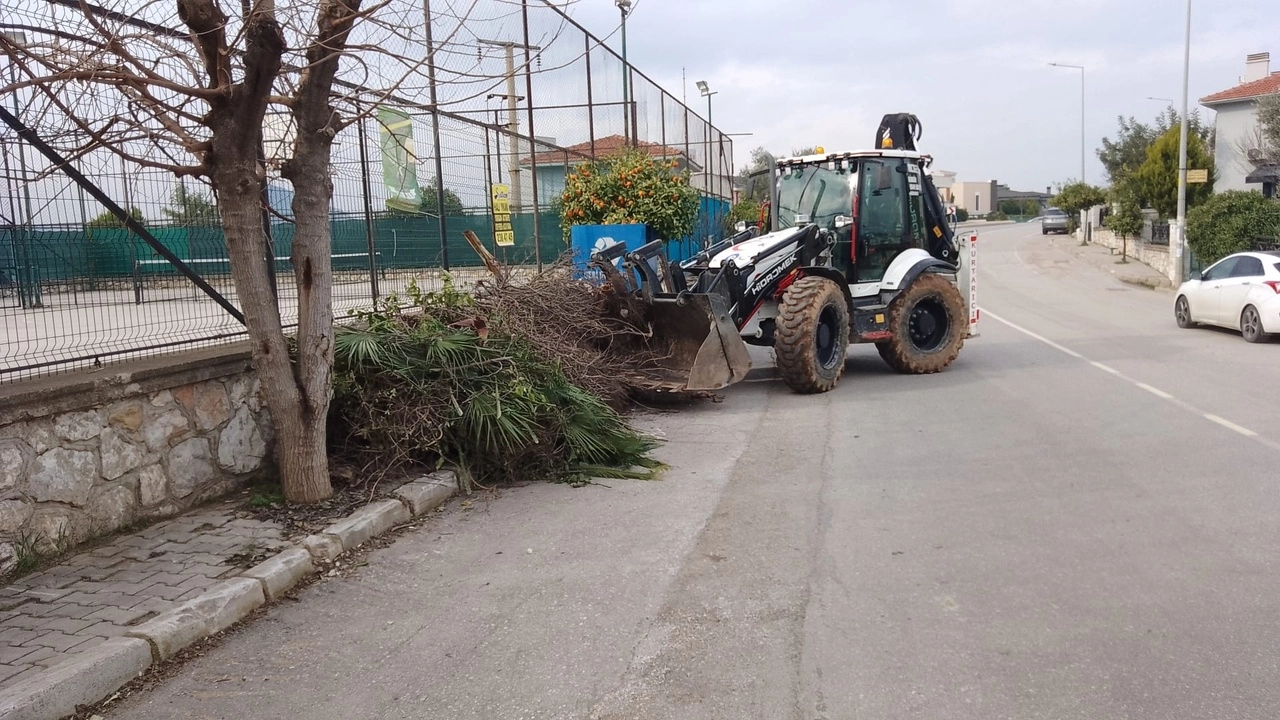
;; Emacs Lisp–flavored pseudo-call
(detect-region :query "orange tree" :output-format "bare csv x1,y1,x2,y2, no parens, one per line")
559,147,701,241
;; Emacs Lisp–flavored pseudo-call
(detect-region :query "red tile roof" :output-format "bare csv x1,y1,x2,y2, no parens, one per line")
1201,72,1280,105
522,134,693,167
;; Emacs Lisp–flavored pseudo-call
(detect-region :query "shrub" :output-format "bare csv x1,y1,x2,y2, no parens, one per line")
559,147,701,241
955,208,969,222
331,277,664,488
1187,191,1280,264
725,198,762,233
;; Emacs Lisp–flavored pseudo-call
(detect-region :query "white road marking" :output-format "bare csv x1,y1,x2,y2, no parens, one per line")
983,310,1083,358
1090,361,1121,375
1204,414,1258,437
982,308,1269,444
1135,383,1174,400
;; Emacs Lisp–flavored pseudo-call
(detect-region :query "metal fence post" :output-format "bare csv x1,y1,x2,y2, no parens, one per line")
522,0,542,271
424,0,450,271
355,110,380,301
585,33,596,160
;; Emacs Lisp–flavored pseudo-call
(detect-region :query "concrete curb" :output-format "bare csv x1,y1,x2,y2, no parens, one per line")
1118,274,1172,291
0,638,152,720
0,470,459,720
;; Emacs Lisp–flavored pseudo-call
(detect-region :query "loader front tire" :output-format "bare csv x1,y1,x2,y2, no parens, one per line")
877,273,966,374
775,277,850,394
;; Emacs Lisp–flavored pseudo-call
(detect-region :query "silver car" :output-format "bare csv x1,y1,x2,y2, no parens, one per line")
1042,208,1070,235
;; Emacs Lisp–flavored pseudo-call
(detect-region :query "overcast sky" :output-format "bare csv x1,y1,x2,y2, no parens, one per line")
567,0,1279,192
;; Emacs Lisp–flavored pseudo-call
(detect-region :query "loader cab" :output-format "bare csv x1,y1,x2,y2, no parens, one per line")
773,153,929,287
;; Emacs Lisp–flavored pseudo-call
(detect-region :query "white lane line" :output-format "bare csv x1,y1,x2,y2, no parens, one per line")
982,310,1083,358
982,308,1273,443
1204,414,1258,437
1090,361,1121,375
1134,383,1174,400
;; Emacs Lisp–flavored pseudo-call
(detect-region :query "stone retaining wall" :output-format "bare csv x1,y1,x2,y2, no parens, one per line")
1091,227,1175,282
0,348,272,573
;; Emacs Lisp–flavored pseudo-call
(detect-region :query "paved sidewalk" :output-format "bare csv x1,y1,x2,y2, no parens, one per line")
0,502,287,689
1053,235,1173,289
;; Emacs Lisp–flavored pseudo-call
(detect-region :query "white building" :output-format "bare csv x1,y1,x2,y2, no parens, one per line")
1200,52,1280,194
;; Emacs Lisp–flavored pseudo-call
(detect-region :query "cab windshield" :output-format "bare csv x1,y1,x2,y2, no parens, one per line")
776,163,856,231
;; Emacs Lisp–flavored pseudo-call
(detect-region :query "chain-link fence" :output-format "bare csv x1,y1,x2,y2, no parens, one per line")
0,0,734,382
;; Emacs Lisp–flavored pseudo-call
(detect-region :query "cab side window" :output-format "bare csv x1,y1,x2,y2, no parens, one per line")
859,159,905,247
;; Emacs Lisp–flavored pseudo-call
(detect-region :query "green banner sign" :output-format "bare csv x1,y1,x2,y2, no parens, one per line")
376,106,422,213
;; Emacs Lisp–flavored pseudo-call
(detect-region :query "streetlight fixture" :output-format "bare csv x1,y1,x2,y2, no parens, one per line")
1147,96,1175,104
697,80,719,194
1049,62,1086,184
1173,0,1192,285
616,0,632,143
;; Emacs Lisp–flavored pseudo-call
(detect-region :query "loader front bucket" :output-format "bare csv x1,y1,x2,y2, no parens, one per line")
642,292,753,392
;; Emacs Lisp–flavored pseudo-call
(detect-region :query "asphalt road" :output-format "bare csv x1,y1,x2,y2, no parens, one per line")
111,223,1280,720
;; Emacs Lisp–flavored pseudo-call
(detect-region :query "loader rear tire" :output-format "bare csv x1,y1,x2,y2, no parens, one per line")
877,272,966,374
775,277,850,394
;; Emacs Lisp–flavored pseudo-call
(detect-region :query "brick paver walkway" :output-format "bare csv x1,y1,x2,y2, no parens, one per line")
0,502,287,688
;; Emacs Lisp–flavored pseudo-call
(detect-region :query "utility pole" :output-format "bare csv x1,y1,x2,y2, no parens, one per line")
423,0,450,269
480,39,538,212
1173,0,1193,285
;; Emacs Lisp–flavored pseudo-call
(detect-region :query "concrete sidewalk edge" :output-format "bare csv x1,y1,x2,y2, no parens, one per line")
0,470,459,720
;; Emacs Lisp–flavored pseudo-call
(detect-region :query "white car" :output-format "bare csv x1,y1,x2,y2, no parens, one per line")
1175,251,1280,343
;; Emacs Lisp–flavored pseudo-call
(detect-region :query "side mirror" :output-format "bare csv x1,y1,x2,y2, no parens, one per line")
833,215,853,229
1199,270,1208,281
734,220,748,233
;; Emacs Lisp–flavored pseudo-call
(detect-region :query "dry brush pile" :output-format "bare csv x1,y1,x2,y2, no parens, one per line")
329,264,674,489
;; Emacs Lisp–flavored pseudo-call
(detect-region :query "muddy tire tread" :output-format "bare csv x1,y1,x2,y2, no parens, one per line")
878,273,966,374
774,277,849,393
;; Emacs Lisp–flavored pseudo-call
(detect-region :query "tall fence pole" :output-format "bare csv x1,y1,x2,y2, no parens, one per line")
522,0,542,271
585,34,596,159
483,123,497,255
423,0,450,270
355,110,380,301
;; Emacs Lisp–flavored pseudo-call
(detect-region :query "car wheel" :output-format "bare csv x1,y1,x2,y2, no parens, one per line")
1241,305,1270,343
1175,296,1196,329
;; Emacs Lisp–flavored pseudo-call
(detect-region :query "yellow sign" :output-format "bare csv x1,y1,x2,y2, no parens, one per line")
1187,169,1209,184
491,184,514,247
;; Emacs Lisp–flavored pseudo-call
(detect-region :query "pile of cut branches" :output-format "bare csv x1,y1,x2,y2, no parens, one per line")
330,272,665,488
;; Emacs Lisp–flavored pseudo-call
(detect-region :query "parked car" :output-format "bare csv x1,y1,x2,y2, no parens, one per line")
1041,208,1070,235
1174,251,1280,343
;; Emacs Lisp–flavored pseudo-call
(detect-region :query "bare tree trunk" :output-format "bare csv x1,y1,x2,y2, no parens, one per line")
204,9,334,504
279,142,336,505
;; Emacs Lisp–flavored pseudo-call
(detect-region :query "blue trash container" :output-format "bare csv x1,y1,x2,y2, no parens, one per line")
569,223,651,283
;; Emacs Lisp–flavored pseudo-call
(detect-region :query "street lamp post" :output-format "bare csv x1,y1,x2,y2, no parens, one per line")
1049,62,1086,184
696,80,718,196
1173,0,1192,285
616,0,632,143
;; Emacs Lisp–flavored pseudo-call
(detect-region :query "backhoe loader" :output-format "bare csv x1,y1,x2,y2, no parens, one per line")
592,113,978,394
